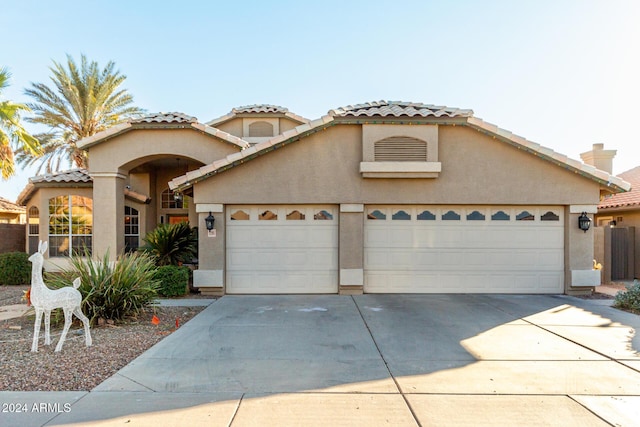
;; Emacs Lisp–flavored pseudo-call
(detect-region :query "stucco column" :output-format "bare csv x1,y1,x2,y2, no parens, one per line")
193,203,225,296
92,172,126,260
565,205,599,294
339,204,365,295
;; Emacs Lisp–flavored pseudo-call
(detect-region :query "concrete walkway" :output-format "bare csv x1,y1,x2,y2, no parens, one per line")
1,294,639,426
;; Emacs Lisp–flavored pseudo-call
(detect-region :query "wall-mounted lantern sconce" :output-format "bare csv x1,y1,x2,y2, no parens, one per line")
205,212,215,231
173,191,183,203
609,220,617,228
578,212,591,232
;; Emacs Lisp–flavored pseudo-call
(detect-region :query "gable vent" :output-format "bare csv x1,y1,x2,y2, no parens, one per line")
248,121,274,137
374,137,427,161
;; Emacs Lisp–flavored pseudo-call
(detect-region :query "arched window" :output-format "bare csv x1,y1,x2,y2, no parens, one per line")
125,206,139,253
161,188,189,209
28,206,40,254
48,195,93,257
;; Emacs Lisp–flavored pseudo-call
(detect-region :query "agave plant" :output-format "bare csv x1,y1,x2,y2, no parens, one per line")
140,222,198,266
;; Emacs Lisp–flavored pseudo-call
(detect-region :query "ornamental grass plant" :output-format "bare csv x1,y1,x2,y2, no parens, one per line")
46,251,160,324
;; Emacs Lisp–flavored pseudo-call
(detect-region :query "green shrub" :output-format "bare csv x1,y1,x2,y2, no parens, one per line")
613,280,640,313
46,251,160,324
154,265,189,297
0,252,31,285
140,222,197,266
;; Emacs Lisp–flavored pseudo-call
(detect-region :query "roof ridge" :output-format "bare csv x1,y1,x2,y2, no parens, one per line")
328,100,474,118
232,104,289,113
131,112,198,124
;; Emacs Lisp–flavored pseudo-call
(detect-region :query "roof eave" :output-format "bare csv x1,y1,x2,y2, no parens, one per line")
465,117,631,194
77,121,249,151
172,111,632,196
170,115,335,191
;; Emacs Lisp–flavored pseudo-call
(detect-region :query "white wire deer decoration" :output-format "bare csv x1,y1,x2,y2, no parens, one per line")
29,241,92,352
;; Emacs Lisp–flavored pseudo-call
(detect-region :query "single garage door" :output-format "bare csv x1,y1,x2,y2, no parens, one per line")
226,205,338,294
365,206,564,293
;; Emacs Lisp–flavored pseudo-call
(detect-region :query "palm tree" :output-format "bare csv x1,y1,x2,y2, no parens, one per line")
0,67,40,179
18,54,144,173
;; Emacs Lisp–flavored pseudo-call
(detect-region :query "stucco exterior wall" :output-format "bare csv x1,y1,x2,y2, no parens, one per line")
215,120,242,137
194,125,599,205
88,128,241,173
279,117,303,133
190,123,603,294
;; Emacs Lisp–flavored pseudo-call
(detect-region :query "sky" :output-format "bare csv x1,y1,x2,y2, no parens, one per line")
1,0,639,203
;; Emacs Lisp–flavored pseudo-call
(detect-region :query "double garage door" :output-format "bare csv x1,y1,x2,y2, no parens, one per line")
365,206,564,293
226,205,564,294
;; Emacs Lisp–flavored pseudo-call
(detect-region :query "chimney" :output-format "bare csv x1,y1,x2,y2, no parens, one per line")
580,143,616,174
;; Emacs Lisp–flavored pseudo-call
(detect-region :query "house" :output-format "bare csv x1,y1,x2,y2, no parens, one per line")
589,146,640,282
17,101,631,295
0,197,25,224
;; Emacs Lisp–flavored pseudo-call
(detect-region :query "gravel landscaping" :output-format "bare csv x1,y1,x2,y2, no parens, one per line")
0,285,207,391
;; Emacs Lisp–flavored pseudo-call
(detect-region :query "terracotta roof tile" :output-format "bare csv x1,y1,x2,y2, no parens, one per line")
30,169,92,184
232,104,290,114
131,112,198,124
329,100,474,118
0,197,25,212
78,113,249,151
599,166,640,209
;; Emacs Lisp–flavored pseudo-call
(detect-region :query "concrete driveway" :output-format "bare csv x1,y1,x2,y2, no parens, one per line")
4,294,640,426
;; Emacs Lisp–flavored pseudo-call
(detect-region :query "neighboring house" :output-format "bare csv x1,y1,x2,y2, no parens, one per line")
17,101,631,295
0,197,25,224
593,158,640,283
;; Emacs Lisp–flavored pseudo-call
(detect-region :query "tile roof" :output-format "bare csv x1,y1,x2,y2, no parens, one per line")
329,100,474,118
599,166,640,210
232,104,290,114
207,104,310,127
0,197,25,212
17,168,153,205
17,169,93,205
77,113,249,150
29,168,92,184
171,101,630,195
130,112,198,124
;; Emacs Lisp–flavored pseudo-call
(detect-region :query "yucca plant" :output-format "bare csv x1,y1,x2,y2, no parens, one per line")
46,251,159,324
140,222,197,266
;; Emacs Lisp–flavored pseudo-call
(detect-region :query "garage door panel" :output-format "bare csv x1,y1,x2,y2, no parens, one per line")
365,205,564,294
226,205,338,294
538,250,564,269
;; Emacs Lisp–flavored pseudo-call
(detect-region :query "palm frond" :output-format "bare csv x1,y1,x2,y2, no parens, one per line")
0,67,40,179
21,54,145,172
